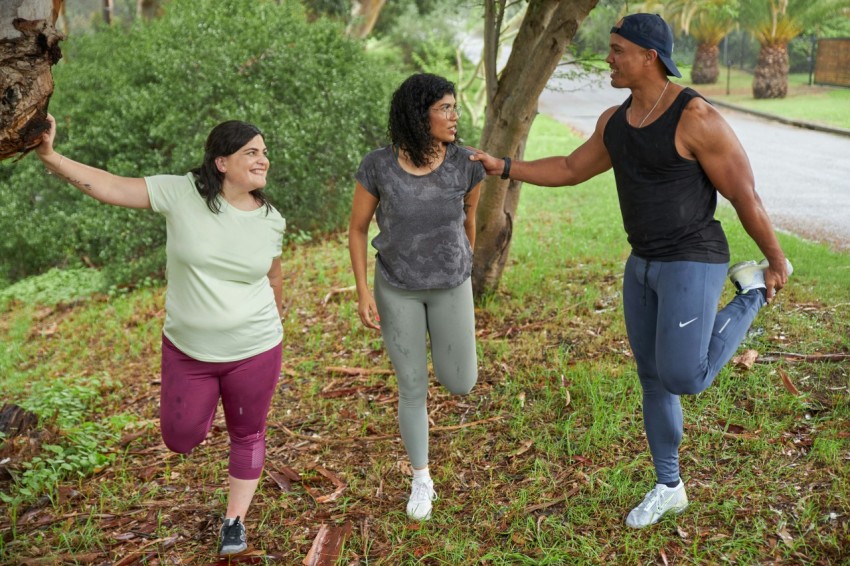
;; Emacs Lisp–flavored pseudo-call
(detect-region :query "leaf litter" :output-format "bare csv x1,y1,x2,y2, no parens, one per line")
0,240,848,563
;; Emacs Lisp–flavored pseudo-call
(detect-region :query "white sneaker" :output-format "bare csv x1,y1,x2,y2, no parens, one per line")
728,258,793,295
406,477,437,520
625,482,688,528
758,258,793,277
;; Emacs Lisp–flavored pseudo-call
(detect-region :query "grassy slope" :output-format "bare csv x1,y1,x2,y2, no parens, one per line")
1,117,848,564
681,68,850,130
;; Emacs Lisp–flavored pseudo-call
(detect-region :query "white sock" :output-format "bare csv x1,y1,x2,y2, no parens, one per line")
412,467,430,482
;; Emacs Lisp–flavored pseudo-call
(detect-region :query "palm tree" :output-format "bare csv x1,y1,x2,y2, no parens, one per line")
688,3,738,83
635,0,738,84
742,0,850,98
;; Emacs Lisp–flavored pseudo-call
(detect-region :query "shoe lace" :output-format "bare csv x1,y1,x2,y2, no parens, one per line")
638,485,668,513
222,516,245,542
410,480,435,503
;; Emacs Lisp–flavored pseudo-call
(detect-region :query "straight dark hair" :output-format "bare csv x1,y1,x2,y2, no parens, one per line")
190,120,271,214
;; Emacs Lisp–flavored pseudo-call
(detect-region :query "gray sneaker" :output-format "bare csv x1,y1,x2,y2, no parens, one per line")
625,482,688,528
728,258,793,295
218,516,247,555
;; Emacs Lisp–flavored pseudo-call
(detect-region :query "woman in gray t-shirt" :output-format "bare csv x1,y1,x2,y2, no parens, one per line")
349,73,485,521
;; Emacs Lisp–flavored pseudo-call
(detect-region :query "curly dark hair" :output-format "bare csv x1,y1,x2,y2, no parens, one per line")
190,120,271,214
388,73,457,168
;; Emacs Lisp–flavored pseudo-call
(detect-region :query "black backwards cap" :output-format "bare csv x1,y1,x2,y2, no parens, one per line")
611,13,682,78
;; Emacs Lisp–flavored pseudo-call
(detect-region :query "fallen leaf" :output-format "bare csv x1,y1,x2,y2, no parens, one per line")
321,285,356,305
303,466,346,504
777,524,794,547
277,464,302,481
719,421,747,435
511,439,533,457
303,523,353,566
733,349,759,369
778,367,801,396
267,470,293,492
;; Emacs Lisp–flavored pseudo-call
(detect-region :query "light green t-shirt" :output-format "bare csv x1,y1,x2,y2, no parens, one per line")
146,174,286,362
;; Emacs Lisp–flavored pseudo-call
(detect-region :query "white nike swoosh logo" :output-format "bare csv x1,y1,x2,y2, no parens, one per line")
679,317,698,328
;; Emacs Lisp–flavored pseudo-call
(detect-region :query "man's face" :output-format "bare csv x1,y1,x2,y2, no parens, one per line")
606,22,651,88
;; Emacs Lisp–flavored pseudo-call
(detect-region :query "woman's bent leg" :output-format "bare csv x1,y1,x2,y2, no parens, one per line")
425,278,477,395
159,336,221,454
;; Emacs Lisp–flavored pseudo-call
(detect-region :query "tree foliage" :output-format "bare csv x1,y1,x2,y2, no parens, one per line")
0,0,398,287
740,0,850,98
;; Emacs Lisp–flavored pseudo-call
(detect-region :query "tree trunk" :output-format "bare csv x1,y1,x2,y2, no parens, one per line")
691,42,719,84
346,0,387,39
0,0,64,161
103,0,114,24
473,0,598,297
753,43,789,99
137,0,164,21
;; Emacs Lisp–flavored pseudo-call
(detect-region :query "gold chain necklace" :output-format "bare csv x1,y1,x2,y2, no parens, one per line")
632,80,670,128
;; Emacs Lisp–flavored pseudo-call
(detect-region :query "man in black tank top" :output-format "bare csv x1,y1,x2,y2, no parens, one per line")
470,13,791,529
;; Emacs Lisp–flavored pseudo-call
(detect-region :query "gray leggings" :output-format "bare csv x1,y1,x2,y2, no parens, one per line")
374,268,478,469
623,254,765,484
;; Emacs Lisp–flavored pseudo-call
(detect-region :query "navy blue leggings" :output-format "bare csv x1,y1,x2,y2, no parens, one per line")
622,254,765,484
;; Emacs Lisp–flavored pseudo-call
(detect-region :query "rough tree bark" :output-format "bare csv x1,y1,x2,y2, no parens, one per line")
346,0,387,39
473,0,598,297
691,42,720,84
103,0,114,25
0,0,63,161
753,43,789,99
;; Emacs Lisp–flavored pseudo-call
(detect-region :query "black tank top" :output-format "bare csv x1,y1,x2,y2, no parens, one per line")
603,87,729,262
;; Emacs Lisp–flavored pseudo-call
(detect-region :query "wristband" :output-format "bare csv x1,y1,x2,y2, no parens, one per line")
500,156,511,179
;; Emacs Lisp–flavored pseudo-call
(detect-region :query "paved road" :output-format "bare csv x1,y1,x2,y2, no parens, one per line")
537,71,850,252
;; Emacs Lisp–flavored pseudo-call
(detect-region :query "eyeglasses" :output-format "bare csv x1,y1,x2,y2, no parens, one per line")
431,104,462,119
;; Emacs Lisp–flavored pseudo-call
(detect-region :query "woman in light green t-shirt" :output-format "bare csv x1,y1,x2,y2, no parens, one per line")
35,116,286,556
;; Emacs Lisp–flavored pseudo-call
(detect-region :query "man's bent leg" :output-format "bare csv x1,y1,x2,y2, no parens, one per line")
654,261,762,396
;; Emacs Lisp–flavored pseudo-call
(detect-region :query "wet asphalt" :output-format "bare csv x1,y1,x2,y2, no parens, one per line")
537,71,850,253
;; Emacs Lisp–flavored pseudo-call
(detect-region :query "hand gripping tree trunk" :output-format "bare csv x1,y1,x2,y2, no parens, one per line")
0,0,63,161
472,0,597,297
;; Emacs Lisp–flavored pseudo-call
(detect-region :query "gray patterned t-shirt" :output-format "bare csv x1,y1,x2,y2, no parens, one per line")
355,143,486,290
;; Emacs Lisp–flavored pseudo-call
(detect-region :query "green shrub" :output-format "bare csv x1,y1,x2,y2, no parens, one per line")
0,0,400,287
0,267,104,311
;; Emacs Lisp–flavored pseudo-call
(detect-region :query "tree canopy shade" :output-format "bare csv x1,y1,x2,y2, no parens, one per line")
0,0,64,161
473,0,599,296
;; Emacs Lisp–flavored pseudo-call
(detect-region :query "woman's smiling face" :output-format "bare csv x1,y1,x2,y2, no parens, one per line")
217,134,269,191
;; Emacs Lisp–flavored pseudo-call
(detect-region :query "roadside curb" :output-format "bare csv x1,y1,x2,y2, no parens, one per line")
708,98,850,138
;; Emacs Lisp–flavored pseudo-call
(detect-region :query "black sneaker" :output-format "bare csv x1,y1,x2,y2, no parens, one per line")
218,516,247,555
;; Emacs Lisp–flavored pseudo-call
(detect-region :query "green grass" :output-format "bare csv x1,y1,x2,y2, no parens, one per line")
1,116,848,564
680,68,850,130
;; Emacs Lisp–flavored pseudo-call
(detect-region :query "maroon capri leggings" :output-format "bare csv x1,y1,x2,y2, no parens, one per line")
159,335,282,480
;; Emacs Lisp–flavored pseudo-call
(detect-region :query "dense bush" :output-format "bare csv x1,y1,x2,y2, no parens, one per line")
0,0,400,286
